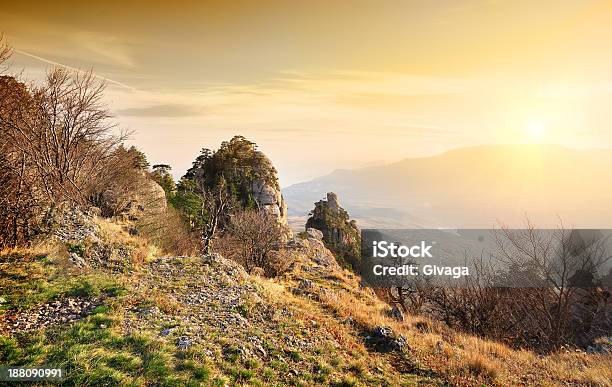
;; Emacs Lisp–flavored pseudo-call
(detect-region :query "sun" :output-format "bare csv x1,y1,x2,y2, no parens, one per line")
525,119,547,142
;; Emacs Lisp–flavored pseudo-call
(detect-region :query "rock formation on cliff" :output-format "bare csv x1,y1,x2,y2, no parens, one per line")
185,136,290,236
250,178,289,229
305,192,360,268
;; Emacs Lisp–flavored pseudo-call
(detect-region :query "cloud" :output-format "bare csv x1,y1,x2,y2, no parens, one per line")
72,31,136,68
116,103,205,117
2,12,136,69
13,49,135,90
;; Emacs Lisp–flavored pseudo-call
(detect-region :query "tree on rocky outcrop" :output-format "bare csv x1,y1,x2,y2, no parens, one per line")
184,136,288,225
173,136,291,253
305,192,361,269
151,164,176,201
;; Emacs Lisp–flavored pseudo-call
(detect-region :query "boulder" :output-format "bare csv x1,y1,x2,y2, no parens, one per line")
366,326,407,352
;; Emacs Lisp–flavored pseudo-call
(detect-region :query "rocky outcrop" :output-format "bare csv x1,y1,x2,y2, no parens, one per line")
251,179,289,229
99,173,167,221
187,136,290,237
305,192,360,268
47,205,149,271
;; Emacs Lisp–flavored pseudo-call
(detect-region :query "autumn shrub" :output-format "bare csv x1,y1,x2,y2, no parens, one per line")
213,210,292,276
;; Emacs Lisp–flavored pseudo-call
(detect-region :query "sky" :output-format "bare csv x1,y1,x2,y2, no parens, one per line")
2,0,612,186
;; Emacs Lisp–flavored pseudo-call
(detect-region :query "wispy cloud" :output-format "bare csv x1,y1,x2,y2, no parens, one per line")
72,31,135,68
14,48,135,90
117,103,205,117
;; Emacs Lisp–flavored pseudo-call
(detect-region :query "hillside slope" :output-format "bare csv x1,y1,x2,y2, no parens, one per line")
1,215,610,386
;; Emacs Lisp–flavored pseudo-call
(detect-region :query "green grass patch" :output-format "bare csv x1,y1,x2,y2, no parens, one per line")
0,306,209,385
0,256,126,312
286,349,302,361
66,242,86,257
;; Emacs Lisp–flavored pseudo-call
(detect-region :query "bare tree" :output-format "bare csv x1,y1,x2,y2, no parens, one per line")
199,178,232,254
2,68,126,203
0,67,127,247
0,34,11,73
391,224,611,352
493,226,611,349
213,210,285,274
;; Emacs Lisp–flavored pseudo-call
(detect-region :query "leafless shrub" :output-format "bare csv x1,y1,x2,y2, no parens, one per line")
213,209,291,276
492,226,611,349
393,224,611,352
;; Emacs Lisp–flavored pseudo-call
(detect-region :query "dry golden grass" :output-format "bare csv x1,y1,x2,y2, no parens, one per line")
6,228,610,386
94,217,159,265
460,351,500,381
287,263,612,387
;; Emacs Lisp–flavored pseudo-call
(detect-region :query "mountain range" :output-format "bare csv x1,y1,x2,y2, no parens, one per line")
283,144,612,230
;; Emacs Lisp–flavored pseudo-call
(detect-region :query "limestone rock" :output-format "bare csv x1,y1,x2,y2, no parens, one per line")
325,192,340,213
366,326,407,353
97,173,167,221
306,228,323,240
305,192,360,268
251,179,289,230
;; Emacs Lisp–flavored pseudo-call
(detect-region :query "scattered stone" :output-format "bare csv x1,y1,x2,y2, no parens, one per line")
366,326,407,353
160,327,176,337
299,279,313,289
202,253,223,265
586,337,612,355
1,297,100,333
292,279,315,296
69,252,87,268
177,336,193,350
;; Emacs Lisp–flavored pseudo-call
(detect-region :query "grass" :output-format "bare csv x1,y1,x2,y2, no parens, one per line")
0,251,127,313
1,298,213,385
2,229,611,387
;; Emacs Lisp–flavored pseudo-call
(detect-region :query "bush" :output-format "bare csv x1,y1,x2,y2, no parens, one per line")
213,210,292,276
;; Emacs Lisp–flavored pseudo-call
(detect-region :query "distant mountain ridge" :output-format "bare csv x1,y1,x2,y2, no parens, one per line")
283,144,612,229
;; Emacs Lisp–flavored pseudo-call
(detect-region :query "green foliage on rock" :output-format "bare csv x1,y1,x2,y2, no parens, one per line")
306,193,361,269
184,135,278,210
169,136,283,253
151,164,176,201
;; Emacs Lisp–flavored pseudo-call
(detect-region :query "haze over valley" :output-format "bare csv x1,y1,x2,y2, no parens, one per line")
284,144,612,230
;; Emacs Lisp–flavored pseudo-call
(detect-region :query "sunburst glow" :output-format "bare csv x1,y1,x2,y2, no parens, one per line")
526,120,547,142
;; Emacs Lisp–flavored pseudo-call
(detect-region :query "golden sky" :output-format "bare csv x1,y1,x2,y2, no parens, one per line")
2,0,612,185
